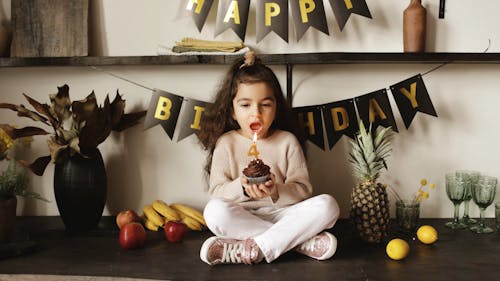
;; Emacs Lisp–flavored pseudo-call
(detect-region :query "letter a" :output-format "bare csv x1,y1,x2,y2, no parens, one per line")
368,99,387,123
224,1,241,24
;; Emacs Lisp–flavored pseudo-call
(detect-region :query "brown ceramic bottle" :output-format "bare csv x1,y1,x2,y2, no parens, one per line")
403,0,426,52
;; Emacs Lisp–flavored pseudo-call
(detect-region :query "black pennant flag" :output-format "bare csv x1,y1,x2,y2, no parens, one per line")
144,89,183,140
186,0,214,32
390,74,438,129
355,89,398,133
329,0,372,31
294,105,325,150
256,0,289,43
323,99,358,150
215,0,251,41
177,98,209,142
290,0,329,41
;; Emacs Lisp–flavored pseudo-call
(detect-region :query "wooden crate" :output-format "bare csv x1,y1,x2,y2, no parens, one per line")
11,0,88,57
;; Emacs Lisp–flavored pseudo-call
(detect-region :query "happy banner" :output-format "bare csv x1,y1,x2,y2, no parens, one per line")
290,0,330,41
214,0,251,41
145,75,437,150
185,0,372,42
185,0,214,32
256,0,289,43
329,0,372,31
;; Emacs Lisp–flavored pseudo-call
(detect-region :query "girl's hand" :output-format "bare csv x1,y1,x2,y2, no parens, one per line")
241,173,278,201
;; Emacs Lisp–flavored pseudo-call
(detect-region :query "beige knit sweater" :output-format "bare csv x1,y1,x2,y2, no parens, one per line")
209,130,313,209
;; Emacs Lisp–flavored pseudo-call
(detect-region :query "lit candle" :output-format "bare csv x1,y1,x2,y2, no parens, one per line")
247,132,260,159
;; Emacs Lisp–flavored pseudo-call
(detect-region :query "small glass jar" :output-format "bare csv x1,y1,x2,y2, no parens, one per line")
396,199,420,232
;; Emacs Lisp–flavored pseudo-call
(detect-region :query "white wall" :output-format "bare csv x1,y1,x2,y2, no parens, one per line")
1,0,499,219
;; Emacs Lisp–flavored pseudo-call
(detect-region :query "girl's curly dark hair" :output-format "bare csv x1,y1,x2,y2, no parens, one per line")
197,52,304,176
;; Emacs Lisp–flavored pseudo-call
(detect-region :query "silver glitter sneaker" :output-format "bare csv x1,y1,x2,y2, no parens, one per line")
295,232,337,260
200,237,262,265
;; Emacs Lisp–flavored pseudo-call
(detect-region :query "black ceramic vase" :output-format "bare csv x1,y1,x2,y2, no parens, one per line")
54,149,107,232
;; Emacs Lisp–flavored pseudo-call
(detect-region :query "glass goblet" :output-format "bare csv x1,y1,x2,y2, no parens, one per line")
470,175,497,234
495,202,500,234
445,173,468,229
456,170,480,225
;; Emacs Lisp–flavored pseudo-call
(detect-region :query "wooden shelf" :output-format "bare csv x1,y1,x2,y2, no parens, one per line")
1,52,500,67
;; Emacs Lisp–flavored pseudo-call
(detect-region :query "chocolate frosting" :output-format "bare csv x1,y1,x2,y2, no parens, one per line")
243,159,270,177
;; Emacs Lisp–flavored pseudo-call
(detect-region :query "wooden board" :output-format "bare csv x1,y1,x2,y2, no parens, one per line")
11,0,88,57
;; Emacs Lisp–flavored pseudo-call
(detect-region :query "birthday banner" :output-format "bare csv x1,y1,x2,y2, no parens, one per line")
144,74,438,150
184,0,372,42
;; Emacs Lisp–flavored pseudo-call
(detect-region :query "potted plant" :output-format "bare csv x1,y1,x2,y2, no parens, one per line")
0,128,48,243
0,84,146,232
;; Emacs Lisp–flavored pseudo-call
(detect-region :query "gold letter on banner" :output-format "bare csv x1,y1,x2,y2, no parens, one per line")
265,2,281,26
186,0,206,14
154,96,172,120
295,106,325,150
224,0,240,24
190,105,205,129
323,99,358,149
399,82,419,108
177,98,208,142
299,0,315,23
331,107,349,131
299,111,316,135
368,98,387,123
144,89,183,140
390,74,437,129
343,0,353,9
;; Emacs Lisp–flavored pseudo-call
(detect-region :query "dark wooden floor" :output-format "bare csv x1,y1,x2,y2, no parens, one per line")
1,217,499,281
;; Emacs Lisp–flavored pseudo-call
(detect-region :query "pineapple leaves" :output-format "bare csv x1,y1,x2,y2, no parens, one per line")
349,120,394,182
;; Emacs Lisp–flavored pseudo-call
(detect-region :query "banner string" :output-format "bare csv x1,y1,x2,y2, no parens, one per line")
89,66,154,91
90,39,491,96
421,38,491,76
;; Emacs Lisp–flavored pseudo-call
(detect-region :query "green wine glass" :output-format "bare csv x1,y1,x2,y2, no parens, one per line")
470,176,497,234
445,173,467,229
456,170,480,225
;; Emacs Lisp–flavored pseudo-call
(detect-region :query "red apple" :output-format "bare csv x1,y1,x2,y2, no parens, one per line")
116,209,141,229
119,222,147,250
164,221,189,242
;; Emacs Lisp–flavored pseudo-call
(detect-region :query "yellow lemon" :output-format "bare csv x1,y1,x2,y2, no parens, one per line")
416,225,438,244
386,238,410,260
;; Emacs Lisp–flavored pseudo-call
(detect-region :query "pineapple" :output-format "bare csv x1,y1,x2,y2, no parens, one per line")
348,120,394,243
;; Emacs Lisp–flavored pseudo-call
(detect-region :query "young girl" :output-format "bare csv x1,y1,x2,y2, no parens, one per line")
197,51,339,265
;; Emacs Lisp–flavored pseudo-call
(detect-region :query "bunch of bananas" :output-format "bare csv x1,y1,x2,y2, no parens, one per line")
142,199,206,232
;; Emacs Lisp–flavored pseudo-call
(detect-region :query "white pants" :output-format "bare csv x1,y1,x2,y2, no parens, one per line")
203,194,340,263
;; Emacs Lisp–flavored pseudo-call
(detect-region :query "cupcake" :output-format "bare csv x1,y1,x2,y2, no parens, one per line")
243,159,271,184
